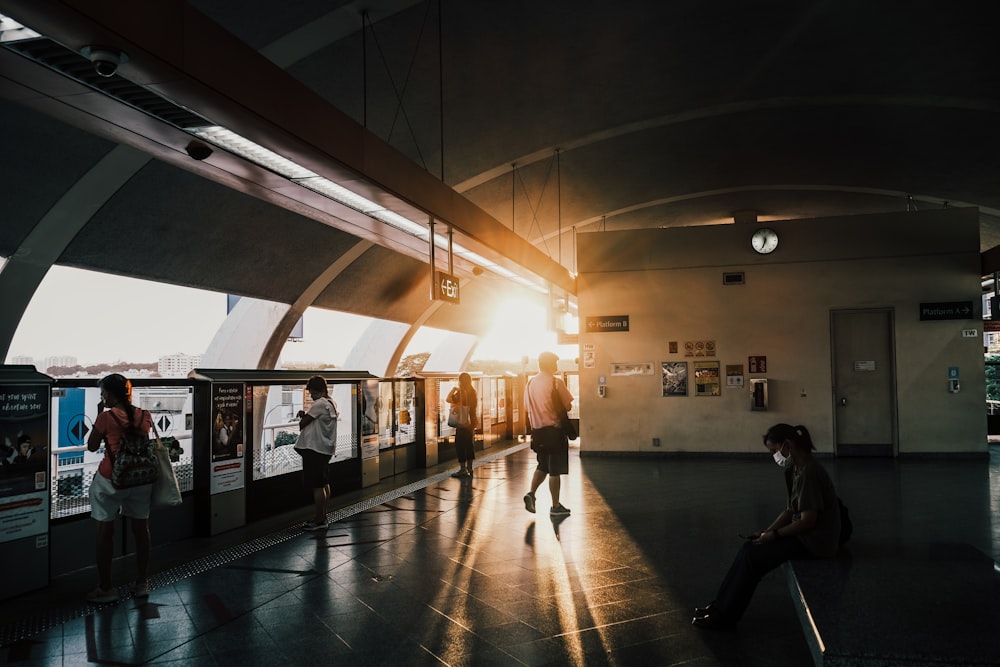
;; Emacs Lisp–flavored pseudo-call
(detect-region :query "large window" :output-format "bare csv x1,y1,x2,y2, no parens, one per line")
253,382,358,481
49,384,194,519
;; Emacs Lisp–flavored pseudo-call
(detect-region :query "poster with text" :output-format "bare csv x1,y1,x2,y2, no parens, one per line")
694,361,721,396
0,384,50,543
210,383,245,494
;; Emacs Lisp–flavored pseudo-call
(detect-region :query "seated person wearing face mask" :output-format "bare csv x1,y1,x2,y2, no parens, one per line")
692,423,842,631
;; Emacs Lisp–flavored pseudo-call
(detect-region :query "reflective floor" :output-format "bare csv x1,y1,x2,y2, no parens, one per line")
1,442,998,666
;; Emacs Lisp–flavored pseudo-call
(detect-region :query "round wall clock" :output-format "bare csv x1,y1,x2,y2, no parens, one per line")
751,227,779,254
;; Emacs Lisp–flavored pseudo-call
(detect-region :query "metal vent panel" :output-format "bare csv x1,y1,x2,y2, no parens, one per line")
3,37,209,129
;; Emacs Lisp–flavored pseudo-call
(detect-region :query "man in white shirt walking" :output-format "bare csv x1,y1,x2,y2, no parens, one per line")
523,351,574,516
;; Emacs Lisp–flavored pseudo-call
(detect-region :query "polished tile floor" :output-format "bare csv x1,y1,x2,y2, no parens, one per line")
1,442,998,666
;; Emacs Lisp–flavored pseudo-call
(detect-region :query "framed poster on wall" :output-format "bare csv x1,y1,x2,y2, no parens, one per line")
661,362,688,396
694,361,721,396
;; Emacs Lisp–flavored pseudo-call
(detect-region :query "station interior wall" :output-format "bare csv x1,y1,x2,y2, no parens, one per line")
575,208,986,455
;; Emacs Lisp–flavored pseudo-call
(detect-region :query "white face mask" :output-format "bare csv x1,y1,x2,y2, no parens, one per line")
773,448,793,469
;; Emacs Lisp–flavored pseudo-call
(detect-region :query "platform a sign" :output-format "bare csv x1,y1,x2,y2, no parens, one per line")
919,301,974,321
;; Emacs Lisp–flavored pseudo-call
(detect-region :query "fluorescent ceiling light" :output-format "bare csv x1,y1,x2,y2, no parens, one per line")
190,126,316,180
187,124,550,292
296,176,382,213
369,209,429,237
0,14,40,43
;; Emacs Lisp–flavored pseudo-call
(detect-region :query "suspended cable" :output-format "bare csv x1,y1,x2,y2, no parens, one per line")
514,155,556,258
557,148,562,266
365,4,432,171
511,163,516,231
361,12,367,128
438,0,444,181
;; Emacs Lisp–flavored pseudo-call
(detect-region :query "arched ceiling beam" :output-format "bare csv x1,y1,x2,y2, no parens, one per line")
451,95,1000,194
0,145,150,360
422,332,477,373
342,319,411,376
201,240,376,370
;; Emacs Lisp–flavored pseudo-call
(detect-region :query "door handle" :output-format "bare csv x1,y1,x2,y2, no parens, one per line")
839,397,847,406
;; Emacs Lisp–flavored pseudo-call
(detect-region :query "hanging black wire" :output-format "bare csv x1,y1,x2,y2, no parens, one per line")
514,155,557,259
363,2,436,172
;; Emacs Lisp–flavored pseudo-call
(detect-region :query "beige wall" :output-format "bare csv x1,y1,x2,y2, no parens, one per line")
576,208,986,455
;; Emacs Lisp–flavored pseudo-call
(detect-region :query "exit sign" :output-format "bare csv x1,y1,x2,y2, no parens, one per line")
435,272,460,304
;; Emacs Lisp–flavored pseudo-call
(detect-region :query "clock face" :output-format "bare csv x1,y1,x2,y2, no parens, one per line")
751,228,779,254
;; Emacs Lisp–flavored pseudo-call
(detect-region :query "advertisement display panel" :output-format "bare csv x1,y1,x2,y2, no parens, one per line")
210,383,246,494
0,383,50,544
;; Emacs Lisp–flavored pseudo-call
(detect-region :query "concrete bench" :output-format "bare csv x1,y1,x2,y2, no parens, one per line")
785,543,1000,666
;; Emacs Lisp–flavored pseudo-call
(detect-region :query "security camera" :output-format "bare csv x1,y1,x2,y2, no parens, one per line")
185,141,213,161
80,46,127,78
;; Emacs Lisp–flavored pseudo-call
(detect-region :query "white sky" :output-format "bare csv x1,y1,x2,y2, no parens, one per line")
6,266,575,367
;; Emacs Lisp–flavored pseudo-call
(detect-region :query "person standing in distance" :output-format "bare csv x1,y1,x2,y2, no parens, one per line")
523,351,574,516
447,373,478,478
295,376,339,531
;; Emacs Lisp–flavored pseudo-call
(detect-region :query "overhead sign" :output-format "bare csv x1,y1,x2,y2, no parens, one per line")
919,301,974,321
436,271,460,304
586,315,629,332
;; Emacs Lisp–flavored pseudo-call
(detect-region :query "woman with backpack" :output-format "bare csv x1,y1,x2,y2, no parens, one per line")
86,373,154,603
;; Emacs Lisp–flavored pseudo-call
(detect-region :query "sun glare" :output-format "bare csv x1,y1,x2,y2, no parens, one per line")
473,297,560,362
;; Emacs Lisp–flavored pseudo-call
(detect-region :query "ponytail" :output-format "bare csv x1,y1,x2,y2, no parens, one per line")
764,422,816,451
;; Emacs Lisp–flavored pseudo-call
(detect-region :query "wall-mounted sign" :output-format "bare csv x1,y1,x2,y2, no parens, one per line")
748,356,767,373
436,271,460,304
684,340,716,357
726,364,744,387
611,362,654,376
919,301,974,320
586,315,629,332
854,360,876,371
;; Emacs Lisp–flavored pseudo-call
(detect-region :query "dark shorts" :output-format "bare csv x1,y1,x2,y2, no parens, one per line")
532,426,569,476
298,448,331,488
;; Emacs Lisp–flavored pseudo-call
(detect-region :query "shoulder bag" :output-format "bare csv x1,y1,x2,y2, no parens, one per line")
551,383,578,441
448,388,472,428
151,421,182,507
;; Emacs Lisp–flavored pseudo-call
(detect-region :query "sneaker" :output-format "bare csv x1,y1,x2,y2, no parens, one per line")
451,470,465,478
303,520,329,531
523,493,536,513
132,582,150,598
86,587,118,604
550,504,571,516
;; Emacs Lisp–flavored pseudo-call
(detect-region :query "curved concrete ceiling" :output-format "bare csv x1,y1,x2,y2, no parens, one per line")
2,0,998,351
